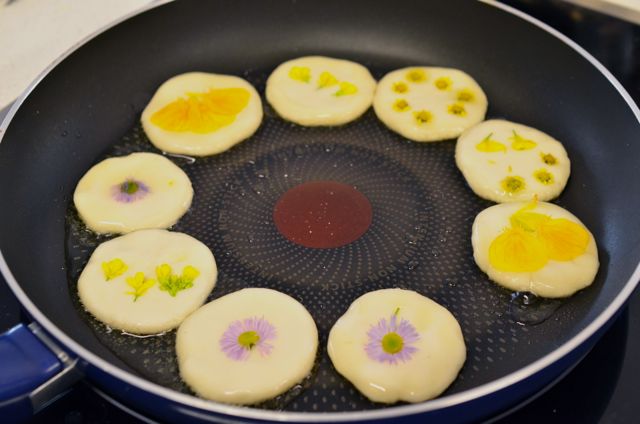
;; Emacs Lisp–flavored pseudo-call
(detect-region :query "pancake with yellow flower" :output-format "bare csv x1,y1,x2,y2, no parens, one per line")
176,288,318,405
78,229,217,334
456,120,571,202
73,152,193,234
141,72,262,156
327,289,466,404
472,200,599,298
373,66,487,142
266,56,376,126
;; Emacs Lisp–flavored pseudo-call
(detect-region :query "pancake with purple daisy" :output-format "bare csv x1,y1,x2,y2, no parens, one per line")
327,289,466,403
73,152,192,234
175,288,318,405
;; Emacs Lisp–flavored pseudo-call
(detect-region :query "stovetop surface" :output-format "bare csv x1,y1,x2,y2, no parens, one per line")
1,1,639,423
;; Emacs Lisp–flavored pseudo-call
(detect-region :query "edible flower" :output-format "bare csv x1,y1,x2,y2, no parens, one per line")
112,179,149,203
510,130,537,150
220,317,277,361
125,272,156,302
317,71,339,88
365,309,419,364
476,133,506,153
102,258,128,281
334,81,358,96
155,264,200,297
150,88,250,133
489,200,590,272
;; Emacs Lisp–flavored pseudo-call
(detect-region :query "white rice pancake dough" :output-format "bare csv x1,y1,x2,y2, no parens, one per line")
141,72,263,156
78,229,217,334
73,152,193,234
456,119,571,202
176,288,318,405
373,66,487,142
327,289,466,404
472,201,599,298
266,56,376,126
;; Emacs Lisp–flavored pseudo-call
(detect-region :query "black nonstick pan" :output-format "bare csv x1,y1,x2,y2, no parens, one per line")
1,0,639,422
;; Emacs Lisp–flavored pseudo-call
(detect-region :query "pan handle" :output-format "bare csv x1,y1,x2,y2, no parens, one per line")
0,322,81,422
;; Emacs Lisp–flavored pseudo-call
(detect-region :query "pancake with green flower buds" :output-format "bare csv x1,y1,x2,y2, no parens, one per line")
73,152,192,234
78,229,217,334
176,288,318,405
373,66,487,142
266,56,376,126
456,119,571,202
472,200,598,298
327,289,465,404
141,72,263,156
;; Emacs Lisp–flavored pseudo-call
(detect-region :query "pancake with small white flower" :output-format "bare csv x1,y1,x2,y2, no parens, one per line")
141,72,263,156
472,200,599,298
78,229,217,334
373,66,487,142
73,152,193,234
176,288,318,405
266,56,376,126
456,119,571,202
327,289,465,404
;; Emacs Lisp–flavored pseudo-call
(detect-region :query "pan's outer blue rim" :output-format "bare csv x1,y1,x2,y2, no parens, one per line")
1,0,639,421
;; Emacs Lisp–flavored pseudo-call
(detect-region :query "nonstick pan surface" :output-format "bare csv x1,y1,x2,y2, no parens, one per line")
1,0,640,421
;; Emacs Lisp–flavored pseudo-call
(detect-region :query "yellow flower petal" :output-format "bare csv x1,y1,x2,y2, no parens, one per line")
534,169,554,185
392,82,408,93
393,99,410,112
413,110,432,124
541,152,557,165
447,103,467,117
510,210,551,232
476,133,506,153
334,81,358,96
457,89,474,102
317,71,339,88
102,258,127,281
405,69,426,83
434,77,452,90
501,176,526,194
510,130,537,150
289,66,311,83
182,265,200,282
539,218,590,261
489,227,548,272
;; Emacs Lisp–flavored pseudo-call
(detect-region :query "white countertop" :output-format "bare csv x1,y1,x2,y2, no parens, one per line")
0,0,155,110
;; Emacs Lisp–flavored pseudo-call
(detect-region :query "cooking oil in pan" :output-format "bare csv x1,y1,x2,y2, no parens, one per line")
62,64,593,413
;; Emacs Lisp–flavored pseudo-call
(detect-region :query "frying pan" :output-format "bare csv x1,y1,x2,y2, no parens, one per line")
1,0,639,422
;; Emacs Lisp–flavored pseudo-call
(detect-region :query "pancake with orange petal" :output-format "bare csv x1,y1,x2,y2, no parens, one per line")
456,120,570,202
373,67,487,142
141,72,262,156
472,200,599,298
266,56,376,126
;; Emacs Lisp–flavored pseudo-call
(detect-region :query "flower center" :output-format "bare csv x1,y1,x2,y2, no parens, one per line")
381,332,404,354
121,180,140,195
238,330,260,349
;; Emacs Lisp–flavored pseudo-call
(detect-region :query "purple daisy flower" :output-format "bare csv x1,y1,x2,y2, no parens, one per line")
219,316,277,361
111,179,149,203
365,312,420,364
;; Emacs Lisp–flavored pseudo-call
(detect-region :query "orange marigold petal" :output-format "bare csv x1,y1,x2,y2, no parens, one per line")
539,218,590,261
150,88,249,133
489,227,548,272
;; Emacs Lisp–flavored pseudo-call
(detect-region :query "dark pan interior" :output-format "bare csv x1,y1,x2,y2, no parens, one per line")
1,0,640,414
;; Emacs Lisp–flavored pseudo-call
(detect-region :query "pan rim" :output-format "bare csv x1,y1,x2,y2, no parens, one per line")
1,0,639,421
